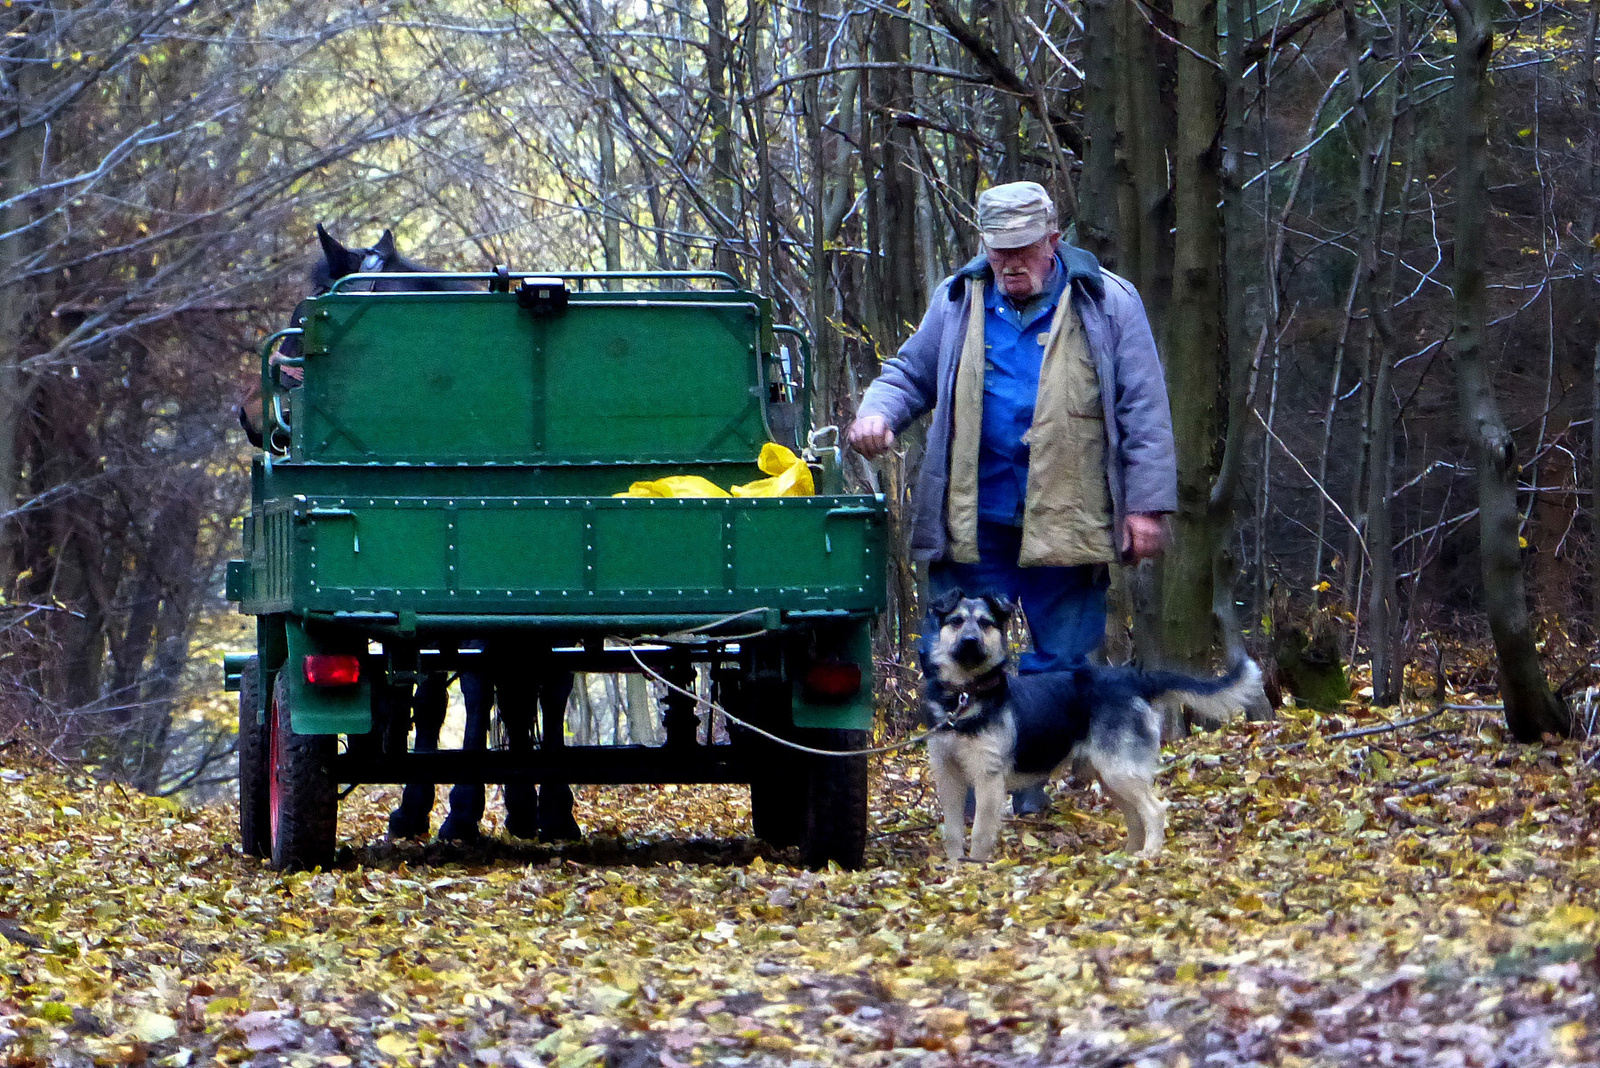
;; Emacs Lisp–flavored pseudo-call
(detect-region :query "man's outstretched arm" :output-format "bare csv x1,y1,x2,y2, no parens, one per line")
1104,275,1177,561
848,281,952,458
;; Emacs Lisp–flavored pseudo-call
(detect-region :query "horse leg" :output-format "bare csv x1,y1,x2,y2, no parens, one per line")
497,666,541,840
387,673,448,838
439,671,492,841
536,671,582,842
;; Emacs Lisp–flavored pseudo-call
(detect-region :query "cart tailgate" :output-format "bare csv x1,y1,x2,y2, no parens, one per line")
262,494,886,617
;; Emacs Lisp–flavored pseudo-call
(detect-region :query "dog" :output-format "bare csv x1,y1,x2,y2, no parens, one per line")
922,591,1263,862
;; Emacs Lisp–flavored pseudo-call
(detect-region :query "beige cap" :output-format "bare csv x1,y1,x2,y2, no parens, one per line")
976,181,1057,249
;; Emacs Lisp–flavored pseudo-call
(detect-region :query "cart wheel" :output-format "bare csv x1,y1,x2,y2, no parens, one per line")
237,657,270,859
749,770,805,849
268,673,338,871
798,729,869,870
729,673,806,849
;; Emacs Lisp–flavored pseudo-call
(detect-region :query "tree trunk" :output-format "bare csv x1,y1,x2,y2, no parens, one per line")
1111,0,1176,664
993,0,1023,181
1113,0,1175,344
129,489,200,792
1214,0,1266,695
1582,0,1600,635
625,673,656,745
1342,0,1404,705
0,14,42,579
1077,0,1121,264
703,0,741,282
1445,0,1568,740
743,4,778,299
1161,0,1225,667
590,0,622,278
866,9,923,343
804,0,836,426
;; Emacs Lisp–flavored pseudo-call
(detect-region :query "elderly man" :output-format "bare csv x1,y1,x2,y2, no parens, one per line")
848,181,1176,812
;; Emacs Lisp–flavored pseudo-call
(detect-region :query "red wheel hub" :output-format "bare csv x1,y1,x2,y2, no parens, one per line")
268,689,284,845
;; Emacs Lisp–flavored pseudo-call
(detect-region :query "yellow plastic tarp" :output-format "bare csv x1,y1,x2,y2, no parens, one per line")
613,443,813,499
613,475,730,499
731,443,815,497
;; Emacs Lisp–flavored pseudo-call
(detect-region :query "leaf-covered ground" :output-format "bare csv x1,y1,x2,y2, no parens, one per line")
1,702,1597,1067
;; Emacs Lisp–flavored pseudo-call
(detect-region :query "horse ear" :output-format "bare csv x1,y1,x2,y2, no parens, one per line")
373,229,397,259
316,223,346,263
317,223,362,277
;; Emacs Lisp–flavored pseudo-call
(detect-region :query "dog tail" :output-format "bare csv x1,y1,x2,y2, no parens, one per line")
1137,658,1264,725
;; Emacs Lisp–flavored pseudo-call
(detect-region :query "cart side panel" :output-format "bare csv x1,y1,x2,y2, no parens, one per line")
297,294,769,465
592,507,726,592
539,302,766,461
308,505,452,593
456,507,586,591
300,297,536,463
240,501,295,615
279,493,885,617
731,506,875,595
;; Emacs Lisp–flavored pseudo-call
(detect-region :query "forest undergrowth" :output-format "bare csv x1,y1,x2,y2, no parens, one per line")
0,698,1596,1067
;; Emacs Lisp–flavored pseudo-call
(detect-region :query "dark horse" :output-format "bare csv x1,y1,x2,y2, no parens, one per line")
251,225,581,843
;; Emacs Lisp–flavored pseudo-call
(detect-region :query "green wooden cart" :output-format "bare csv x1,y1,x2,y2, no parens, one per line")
223,270,886,871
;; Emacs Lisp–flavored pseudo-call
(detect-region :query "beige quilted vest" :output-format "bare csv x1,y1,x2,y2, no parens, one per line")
946,279,1117,567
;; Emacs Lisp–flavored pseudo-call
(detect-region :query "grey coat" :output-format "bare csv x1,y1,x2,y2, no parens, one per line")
857,249,1177,563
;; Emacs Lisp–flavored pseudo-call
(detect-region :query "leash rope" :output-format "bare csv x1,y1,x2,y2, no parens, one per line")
612,637,936,758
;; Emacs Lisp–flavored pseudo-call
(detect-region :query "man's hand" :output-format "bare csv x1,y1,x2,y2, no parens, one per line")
269,353,304,386
1120,513,1167,562
847,415,896,459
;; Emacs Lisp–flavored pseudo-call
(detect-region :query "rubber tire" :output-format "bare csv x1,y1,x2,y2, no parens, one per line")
268,673,338,871
237,657,270,859
798,728,869,870
732,673,806,849
749,769,806,849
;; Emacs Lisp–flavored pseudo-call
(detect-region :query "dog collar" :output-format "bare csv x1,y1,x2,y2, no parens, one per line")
953,669,1008,698
931,670,1007,729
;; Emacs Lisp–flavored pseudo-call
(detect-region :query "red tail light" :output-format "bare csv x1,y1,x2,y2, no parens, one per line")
303,654,361,687
804,660,862,701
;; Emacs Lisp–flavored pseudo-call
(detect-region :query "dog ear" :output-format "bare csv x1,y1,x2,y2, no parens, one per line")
928,588,963,619
981,592,1017,626
372,229,397,260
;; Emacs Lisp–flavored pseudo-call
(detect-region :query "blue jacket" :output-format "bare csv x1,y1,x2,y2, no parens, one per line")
857,248,1177,563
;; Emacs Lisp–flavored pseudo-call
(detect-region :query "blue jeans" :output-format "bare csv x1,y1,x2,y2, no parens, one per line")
927,521,1109,671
